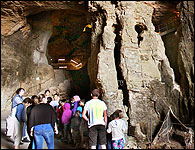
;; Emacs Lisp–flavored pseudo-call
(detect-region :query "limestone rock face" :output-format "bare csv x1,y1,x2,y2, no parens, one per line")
1,1,86,36
1,1,194,148
88,1,181,143
1,9,68,110
177,1,194,123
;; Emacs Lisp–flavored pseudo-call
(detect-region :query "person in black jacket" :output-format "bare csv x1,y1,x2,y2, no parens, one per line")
26,95,39,149
29,94,57,149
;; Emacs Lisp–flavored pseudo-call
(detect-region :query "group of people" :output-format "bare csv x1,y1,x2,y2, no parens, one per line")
6,88,128,149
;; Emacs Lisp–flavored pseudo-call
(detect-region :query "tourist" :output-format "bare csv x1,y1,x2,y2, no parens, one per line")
82,89,107,149
61,102,73,143
76,99,85,118
71,95,81,116
11,88,30,143
11,88,25,109
107,110,128,149
44,89,50,99
71,110,81,148
29,94,57,149
78,99,88,148
56,99,66,140
14,97,31,149
47,96,52,104
26,95,39,149
50,93,60,113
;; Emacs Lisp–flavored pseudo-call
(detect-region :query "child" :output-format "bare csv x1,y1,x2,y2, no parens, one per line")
50,93,60,113
76,99,85,118
71,110,81,148
56,99,66,140
107,110,128,149
61,103,73,143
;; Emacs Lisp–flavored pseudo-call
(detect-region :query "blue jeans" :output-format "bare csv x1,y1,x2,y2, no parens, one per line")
34,124,54,149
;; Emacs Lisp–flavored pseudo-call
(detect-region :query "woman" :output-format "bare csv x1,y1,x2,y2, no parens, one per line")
29,94,57,149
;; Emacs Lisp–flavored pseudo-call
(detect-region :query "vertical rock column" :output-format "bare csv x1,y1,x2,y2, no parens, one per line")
88,1,128,119
177,1,194,123
88,1,181,143
117,1,180,141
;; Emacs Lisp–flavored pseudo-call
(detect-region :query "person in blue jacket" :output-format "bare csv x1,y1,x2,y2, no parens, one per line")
11,88,30,143
14,97,31,149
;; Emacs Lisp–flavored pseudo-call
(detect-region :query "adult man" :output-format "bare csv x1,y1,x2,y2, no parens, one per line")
82,89,107,149
11,88,30,143
29,94,57,149
11,88,25,109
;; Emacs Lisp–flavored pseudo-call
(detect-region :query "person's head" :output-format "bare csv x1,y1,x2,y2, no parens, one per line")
44,90,50,96
73,95,80,102
75,110,80,117
53,93,59,101
47,97,52,104
115,109,123,118
64,102,71,110
79,99,85,106
38,94,47,103
59,99,66,106
22,97,31,107
31,95,39,105
16,88,25,96
71,97,74,103
111,110,120,120
91,89,100,98
65,98,70,103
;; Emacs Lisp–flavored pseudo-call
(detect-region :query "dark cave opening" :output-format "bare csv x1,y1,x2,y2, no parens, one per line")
43,9,92,100
135,23,148,47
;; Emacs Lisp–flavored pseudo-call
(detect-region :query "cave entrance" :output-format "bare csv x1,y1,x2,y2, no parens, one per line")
47,9,91,100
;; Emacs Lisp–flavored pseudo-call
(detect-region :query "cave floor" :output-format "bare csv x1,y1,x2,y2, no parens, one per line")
1,110,76,149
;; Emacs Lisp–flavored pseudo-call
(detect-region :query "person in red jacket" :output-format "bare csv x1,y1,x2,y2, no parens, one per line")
56,99,66,140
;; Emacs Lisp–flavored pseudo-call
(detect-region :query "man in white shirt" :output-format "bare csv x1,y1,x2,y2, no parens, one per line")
82,89,107,149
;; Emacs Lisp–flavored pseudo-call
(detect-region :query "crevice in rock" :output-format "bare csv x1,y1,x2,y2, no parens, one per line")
111,1,118,8
98,9,107,47
113,13,131,131
135,23,148,47
113,14,122,90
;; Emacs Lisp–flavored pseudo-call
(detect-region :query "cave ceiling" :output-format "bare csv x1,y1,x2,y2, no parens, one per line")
1,1,180,70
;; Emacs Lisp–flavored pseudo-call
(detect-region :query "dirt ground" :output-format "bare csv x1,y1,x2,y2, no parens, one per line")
1,110,75,149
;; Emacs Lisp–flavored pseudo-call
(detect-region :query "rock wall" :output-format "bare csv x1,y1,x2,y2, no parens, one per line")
1,11,71,110
1,1,194,147
177,1,194,124
88,1,181,143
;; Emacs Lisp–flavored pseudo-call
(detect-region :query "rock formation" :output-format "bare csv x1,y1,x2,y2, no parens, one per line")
1,1,194,148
